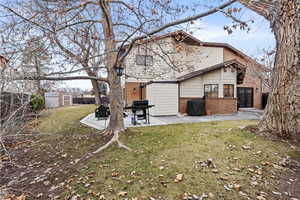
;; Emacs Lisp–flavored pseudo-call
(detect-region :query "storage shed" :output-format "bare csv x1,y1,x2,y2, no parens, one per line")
145,81,178,116
45,92,73,108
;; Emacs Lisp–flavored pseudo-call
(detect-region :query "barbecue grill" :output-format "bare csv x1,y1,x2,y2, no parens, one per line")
124,100,154,125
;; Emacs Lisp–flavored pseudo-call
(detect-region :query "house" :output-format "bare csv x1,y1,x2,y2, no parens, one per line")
122,30,265,116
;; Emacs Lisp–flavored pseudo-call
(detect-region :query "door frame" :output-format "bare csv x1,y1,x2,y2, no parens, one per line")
237,87,254,108
62,95,72,106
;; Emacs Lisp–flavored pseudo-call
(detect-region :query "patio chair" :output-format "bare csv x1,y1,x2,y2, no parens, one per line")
95,105,110,128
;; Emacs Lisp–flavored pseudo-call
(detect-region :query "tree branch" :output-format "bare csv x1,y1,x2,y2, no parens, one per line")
237,0,275,19
0,3,55,33
46,66,107,76
119,0,236,64
14,75,108,82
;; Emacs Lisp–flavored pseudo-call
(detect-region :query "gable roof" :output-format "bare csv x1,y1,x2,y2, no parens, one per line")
128,30,265,69
177,59,246,84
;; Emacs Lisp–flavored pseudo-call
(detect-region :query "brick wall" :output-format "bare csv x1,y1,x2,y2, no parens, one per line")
179,97,237,115
205,98,237,115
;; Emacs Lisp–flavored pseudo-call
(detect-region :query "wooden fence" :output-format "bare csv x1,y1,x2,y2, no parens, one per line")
72,96,109,105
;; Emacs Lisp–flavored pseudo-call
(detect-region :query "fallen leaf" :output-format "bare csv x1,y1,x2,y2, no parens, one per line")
117,191,128,197
239,191,248,196
251,181,259,186
242,145,251,150
99,195,105,200
224,184,232,191
272,191,282,196
16,194,27,200
174,174,184,183
256,195,266,200
233,184,241,191
219,176,229,181
111,172,119,177
208,192,215,198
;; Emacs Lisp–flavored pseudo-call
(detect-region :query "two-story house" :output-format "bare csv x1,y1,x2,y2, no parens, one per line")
122,30,264,116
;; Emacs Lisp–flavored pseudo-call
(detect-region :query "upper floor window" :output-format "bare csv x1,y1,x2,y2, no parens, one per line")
224,84,234,97
204,84,218,98
136,55,153,66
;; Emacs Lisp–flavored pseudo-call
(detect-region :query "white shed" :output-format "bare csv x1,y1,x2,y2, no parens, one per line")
45,92,60,108
145,82,178,116
45,92,73,108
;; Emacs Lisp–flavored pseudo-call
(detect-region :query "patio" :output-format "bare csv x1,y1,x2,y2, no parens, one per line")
80,111,260,130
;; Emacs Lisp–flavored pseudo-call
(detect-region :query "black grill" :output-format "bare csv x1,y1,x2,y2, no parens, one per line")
132,100,149,111
124,100,154,125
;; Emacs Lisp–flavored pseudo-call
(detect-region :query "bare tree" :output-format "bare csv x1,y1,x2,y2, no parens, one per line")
1,0,264,152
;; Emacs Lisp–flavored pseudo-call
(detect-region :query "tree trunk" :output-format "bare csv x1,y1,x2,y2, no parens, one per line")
258,1,300,140
91,79,101,105
100,0,125,132
106,65,125,132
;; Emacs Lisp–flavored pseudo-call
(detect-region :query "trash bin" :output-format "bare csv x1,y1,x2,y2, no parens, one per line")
187,99,205,116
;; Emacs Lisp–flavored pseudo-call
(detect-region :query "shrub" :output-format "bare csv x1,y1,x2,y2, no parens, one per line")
30,94,45,111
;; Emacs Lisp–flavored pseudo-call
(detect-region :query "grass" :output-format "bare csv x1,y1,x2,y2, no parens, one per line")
39,104,97,135
34,105,298,200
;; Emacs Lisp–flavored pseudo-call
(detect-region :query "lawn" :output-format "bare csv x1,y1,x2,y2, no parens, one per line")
13,105,299,200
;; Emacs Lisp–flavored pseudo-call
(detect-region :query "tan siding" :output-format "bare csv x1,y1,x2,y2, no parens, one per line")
124,38,224,81
124,37,176,82
180,76,202,98
173,46,224,78
147,83,178,116
202,69,221,82
223,48,247,64
180,69,236,98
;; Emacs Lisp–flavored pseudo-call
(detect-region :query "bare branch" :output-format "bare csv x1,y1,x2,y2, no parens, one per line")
238,0,275,19
119,0,236,64
0,3,55,33
14,75,108,82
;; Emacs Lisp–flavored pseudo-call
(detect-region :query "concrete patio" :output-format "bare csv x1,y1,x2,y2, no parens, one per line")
80,111,260,130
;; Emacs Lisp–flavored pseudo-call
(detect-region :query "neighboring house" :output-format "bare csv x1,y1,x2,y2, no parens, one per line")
122,30,266,116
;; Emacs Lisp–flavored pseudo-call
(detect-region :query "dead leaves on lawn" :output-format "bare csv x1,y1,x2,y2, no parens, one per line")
62,142,296,199
3,194,27,200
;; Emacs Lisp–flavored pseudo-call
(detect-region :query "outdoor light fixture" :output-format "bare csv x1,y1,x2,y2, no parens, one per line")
115,65,124,76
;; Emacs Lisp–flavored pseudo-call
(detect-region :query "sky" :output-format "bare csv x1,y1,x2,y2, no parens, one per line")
65,2,275,90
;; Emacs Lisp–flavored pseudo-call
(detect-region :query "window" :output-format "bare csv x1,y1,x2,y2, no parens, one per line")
204,84,219,97
136,55,153,66
224,84,234,97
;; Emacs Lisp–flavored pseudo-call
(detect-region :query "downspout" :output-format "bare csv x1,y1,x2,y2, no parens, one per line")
178,82,180,114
